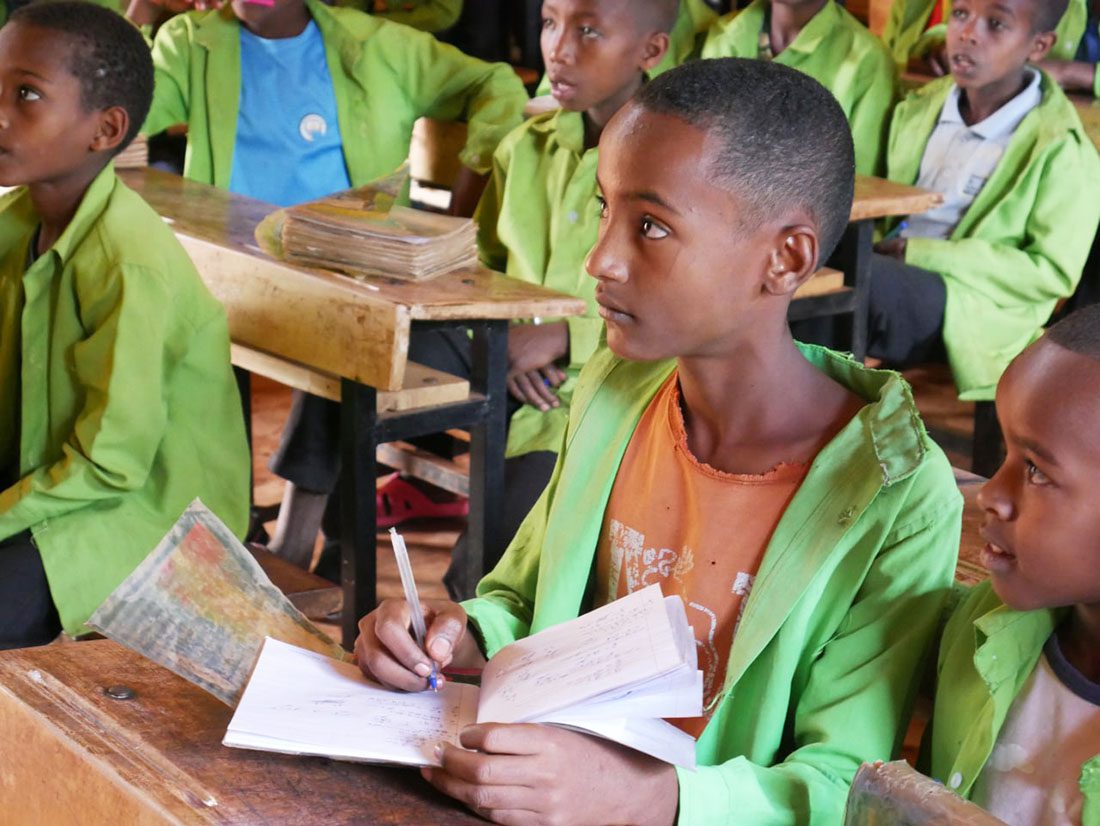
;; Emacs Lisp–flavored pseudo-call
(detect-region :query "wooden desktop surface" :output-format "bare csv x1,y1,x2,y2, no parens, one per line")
119,168,586,392
0,640,482,825
1070,93,1100,153
851,176,942,222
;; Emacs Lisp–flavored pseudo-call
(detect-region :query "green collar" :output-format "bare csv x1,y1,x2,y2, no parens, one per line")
740,0,843,56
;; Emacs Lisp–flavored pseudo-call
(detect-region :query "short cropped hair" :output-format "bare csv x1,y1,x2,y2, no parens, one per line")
10,1,153,153
633,58,854,265
1045,304,1100,362
1032,0,1069,34
638,0,679,34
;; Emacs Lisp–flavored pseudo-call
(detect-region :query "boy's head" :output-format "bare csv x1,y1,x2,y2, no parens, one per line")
0,1,152,185
946,0,1065,91
585,58,854,362
541,0,673,115
979,305,1100,612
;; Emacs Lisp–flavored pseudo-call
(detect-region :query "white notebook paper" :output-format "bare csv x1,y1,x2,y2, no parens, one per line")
224,585,702,768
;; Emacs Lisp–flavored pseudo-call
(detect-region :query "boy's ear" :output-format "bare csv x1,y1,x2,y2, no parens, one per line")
89,106,130,155
762,226,819,297
639,31,670,73
1028,30,1057,63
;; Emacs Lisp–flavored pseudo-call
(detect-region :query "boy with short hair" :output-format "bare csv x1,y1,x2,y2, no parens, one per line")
444,0,674,597
0,3,250,647
700,0,897,174
925,306,1100,822
356,58,962,824
868,0,1100,403
884,0,1088,75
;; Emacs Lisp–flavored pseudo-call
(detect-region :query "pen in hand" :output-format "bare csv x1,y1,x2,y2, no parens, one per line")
390,527,440,691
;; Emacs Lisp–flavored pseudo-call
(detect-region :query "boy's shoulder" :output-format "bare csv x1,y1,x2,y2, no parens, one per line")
498,109,586,162
157,1,390,48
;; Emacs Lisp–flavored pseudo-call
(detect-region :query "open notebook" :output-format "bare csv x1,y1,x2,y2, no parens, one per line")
224,585,703,769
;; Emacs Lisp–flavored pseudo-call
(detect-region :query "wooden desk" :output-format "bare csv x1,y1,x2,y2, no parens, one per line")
793,176,942,360
120,168,587,647
1070,93,1100,153
0,640,481,825
954,467,986,587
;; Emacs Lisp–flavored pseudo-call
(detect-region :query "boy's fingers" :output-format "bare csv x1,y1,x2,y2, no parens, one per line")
355,614,428,692
436,742,539,787
368,599,436,689
459,724,546,756
424,601,466,665
526,370,560,407
509,372,547,410
542,365,567,387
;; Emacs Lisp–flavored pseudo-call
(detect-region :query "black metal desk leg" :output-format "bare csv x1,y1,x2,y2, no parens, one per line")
826,220,874,362
466,320,510,584
339,380,379,650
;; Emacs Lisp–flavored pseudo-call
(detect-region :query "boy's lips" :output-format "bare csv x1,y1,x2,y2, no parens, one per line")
596,293,633,324
979,527,1016,574
950,52,977,73
548,76,578,102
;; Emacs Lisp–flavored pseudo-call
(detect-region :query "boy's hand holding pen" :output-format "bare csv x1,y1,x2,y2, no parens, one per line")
873,220,908,260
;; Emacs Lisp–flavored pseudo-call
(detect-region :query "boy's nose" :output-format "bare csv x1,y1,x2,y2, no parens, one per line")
546,30,575,65
977,463,1016,521
585,233,628,284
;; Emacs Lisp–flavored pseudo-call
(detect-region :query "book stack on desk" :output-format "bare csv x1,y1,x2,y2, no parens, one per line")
279,194,478,281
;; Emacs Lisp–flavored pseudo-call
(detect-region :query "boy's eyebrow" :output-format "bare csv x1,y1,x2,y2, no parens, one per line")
627,190,682,215
1017,436,1059,467
15,68,52,83
988,2,1018,18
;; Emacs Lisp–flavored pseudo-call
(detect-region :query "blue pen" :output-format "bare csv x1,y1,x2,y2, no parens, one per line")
882,219,908,241
390,527,440,691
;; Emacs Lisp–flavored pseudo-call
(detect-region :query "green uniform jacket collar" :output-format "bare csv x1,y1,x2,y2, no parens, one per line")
714,0,846,57
891,72,1089,242
188,0,378,188
527,108,588,157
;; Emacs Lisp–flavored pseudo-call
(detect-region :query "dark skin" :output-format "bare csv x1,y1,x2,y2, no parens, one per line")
979,338,1100,683
508,0,669,412
356,104,864,824
0,23,128,253
1039,0,1100,94
875,0,1056,261
768,0,828,55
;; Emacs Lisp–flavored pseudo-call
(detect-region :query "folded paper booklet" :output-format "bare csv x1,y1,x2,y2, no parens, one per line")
254,163,477,282
224,584,703,769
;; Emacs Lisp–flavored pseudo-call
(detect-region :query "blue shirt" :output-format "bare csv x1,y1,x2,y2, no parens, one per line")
229,20,351,207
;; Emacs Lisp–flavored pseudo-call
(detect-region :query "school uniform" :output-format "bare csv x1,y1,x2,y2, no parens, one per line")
885,72,1100,401
464,343,962,825
0,165,251,638
141,0,528,187
700,0,897,175
928,582,1100,825
335,0,462,34
883,0,1089,72
655,0,720,74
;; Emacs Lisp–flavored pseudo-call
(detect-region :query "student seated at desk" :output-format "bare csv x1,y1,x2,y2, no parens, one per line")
356,59,962,825
439,0,675,598
125,0,529,566
867,0,1100,403
924,306,1100,824
1040,0,1100,97
699,0,898,175
0,4,250,649
883,0,1089,75
334,0,462,34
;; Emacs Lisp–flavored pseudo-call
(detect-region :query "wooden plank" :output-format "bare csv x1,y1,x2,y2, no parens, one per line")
852,175,943,221
410,118,466,190
376,442,470,497
954,467,987,587
794,266,845,298
230,344,470,412
1070,93,1100,153
0,641,483,825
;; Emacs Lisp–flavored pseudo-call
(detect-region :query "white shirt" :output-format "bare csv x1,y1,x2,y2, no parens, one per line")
970,634,1100,826
904,69,1042,240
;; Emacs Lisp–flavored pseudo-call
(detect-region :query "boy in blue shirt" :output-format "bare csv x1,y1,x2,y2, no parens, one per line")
926,306,1100,822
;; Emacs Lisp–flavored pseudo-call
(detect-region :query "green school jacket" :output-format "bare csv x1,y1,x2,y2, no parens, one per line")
464,343,962,826
0,165,251,635
928,582,1100,825
335,0,461,34
0,0,122,26
474,110,601,458
141,0,527,187
887,74,1100,401
700,0,898,175
882,0,1088,72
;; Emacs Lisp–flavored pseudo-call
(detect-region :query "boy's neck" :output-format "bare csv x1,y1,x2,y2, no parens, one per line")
957,68,1031,126
583,73,646,150
675,319,862,476
27,159,108,256
769,0,828,55
1059,603,1100,684
242,4,311,39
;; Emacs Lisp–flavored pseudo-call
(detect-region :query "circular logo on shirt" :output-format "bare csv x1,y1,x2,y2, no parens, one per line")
299,114,328,143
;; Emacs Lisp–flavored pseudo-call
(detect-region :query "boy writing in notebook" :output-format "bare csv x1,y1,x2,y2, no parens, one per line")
0,3,250,648
125,0,528,565
357,59,962,824
925,306,1100,822
699,0,898,175
438,0,674,597
866,0,1100,403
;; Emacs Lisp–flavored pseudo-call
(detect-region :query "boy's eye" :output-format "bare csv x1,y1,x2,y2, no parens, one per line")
18,85,41,102
640,216,669,240
595,194,608,218
1024,459,1051,486
950,8,967,20
579,25,600,38
541,17,554,30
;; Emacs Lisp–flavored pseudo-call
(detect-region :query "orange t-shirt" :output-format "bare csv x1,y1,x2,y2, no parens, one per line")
594,374,809,738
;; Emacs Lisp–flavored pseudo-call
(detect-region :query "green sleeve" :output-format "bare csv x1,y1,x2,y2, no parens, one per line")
398,28,527,174
473,137,511,272
1093,62,1100,98
141,16,192,138
340,0,462,33
0,264,174,540
906,136,1100,306
850,52,898,176
565,316,603,371
676,468,961,826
